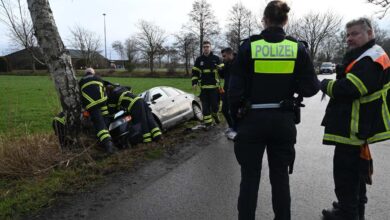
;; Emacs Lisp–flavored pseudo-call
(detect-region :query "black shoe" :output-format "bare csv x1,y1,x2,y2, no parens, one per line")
103,141,117,155
152,134,162,142
322,208,358,220
332,201,364,220
322,209,346,220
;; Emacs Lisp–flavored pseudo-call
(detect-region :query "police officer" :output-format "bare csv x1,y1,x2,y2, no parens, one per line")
228,1,319,219
79,68,116,154
106,84,162,143
321,18,390,220
192,41,224,127
220,47,237,140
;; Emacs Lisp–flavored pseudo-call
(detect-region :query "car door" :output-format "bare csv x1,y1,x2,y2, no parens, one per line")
148,87,175,124
162,87,189,116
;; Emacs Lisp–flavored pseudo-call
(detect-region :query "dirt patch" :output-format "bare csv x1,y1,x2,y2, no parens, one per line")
29,123,225,220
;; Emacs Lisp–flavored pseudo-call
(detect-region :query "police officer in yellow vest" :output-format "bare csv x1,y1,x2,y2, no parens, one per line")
192,41,224,127
79,68,116,154
228,1,319,219
321,18,390,220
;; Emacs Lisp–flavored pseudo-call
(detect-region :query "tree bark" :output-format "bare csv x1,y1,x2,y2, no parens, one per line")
27,0,81,145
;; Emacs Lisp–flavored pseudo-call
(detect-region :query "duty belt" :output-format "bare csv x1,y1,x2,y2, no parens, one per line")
251,103,281,109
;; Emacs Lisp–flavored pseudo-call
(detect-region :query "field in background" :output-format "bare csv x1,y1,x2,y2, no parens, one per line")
0,75,192,136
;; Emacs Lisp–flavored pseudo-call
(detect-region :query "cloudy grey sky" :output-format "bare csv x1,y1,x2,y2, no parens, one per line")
0,0,389,58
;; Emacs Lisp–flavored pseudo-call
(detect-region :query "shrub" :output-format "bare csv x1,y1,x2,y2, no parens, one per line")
0,57,9,72
125,62,136,73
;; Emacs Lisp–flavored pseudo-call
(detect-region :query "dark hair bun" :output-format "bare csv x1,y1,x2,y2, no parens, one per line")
281,2,290,13
264,0,290,26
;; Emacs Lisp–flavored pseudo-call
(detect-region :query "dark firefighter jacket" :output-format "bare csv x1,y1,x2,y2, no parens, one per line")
228,27,319,117
106,86,141,116
79,74,109,116
321,39,390,145
191,52,223,89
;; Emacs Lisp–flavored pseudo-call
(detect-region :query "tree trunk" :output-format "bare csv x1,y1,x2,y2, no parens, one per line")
27,0,81,145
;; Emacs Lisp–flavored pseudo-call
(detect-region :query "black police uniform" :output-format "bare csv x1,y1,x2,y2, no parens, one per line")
79,73,113,150
107,86,162,143
219,56,236,130
192,52,223,126
229,27,319,220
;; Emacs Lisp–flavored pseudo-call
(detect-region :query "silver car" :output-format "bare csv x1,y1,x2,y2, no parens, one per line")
139,86,203,130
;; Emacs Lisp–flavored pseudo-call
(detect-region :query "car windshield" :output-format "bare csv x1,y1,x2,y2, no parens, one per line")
321,63,332,67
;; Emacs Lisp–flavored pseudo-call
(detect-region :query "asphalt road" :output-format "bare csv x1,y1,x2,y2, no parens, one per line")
37,75,390,220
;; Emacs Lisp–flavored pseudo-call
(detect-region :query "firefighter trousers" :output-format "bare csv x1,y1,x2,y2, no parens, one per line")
234,110,296,220
200,88,219,126
89,107,112,145
333,144,368,219
130,99,162,143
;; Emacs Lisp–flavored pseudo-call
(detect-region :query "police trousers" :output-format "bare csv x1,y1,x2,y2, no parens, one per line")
333,144,367,218
221,92,235,129
234,110,296,220
199,88,219,125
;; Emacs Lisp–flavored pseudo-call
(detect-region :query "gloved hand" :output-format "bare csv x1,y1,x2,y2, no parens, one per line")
360,143,373,185
320,79,331,93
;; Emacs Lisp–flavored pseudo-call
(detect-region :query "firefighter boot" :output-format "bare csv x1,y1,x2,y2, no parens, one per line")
212,113,220,124
322,205,359,220
333,201,365,220
102,140,117,155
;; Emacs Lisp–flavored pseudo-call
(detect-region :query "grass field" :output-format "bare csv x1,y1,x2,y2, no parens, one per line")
0,75,192,136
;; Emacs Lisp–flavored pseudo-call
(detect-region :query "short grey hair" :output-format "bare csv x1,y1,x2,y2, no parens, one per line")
346,17,374,33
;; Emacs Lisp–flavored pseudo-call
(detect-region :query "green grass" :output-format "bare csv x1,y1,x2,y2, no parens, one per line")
0,75,192,136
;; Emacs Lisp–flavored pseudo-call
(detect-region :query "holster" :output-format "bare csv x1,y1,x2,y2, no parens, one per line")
280,98,304,124
236,100,251,119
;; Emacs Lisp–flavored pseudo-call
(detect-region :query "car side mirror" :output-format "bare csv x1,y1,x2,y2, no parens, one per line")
152,93,162,102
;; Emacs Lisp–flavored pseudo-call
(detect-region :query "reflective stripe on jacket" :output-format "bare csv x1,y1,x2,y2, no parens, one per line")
79,74,108,111
191,52,222,89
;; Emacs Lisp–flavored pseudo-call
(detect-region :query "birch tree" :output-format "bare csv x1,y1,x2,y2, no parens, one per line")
27,0,81,145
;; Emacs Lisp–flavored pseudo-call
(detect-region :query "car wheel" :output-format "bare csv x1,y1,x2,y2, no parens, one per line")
192,103,203,121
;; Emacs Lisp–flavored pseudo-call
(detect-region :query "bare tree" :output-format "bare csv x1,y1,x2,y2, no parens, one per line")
187,0,220,55
225,3,253,51
292,11,342,61
112,40,125,68
368,0,390,18
68,25,102,68
27,0,81,144
135,20,166,73
0,0,44,71
124,37,138,64
111,40,125,60
174,31,198,75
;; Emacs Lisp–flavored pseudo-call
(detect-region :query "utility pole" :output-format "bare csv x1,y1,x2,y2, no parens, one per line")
103,13,107,59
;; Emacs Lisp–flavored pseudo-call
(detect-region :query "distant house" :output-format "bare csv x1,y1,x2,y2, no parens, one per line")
0,56,9,72
5,47,109,71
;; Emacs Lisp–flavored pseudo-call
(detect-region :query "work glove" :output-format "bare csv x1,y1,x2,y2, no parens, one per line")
320,79,331,93
359,143,373,185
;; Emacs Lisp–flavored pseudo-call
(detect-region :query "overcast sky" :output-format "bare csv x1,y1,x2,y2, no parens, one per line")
0,0,389,58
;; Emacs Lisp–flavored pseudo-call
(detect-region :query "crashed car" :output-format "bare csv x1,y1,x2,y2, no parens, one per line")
139,86,203,130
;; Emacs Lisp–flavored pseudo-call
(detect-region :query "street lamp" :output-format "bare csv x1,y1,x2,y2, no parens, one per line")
103,13,107,59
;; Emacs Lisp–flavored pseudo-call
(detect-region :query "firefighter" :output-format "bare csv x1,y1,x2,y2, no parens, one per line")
106,85,162,143
79,68,116,154
219,47,237,140
321,18,390,220
228,1,319,219
192,40,224,128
